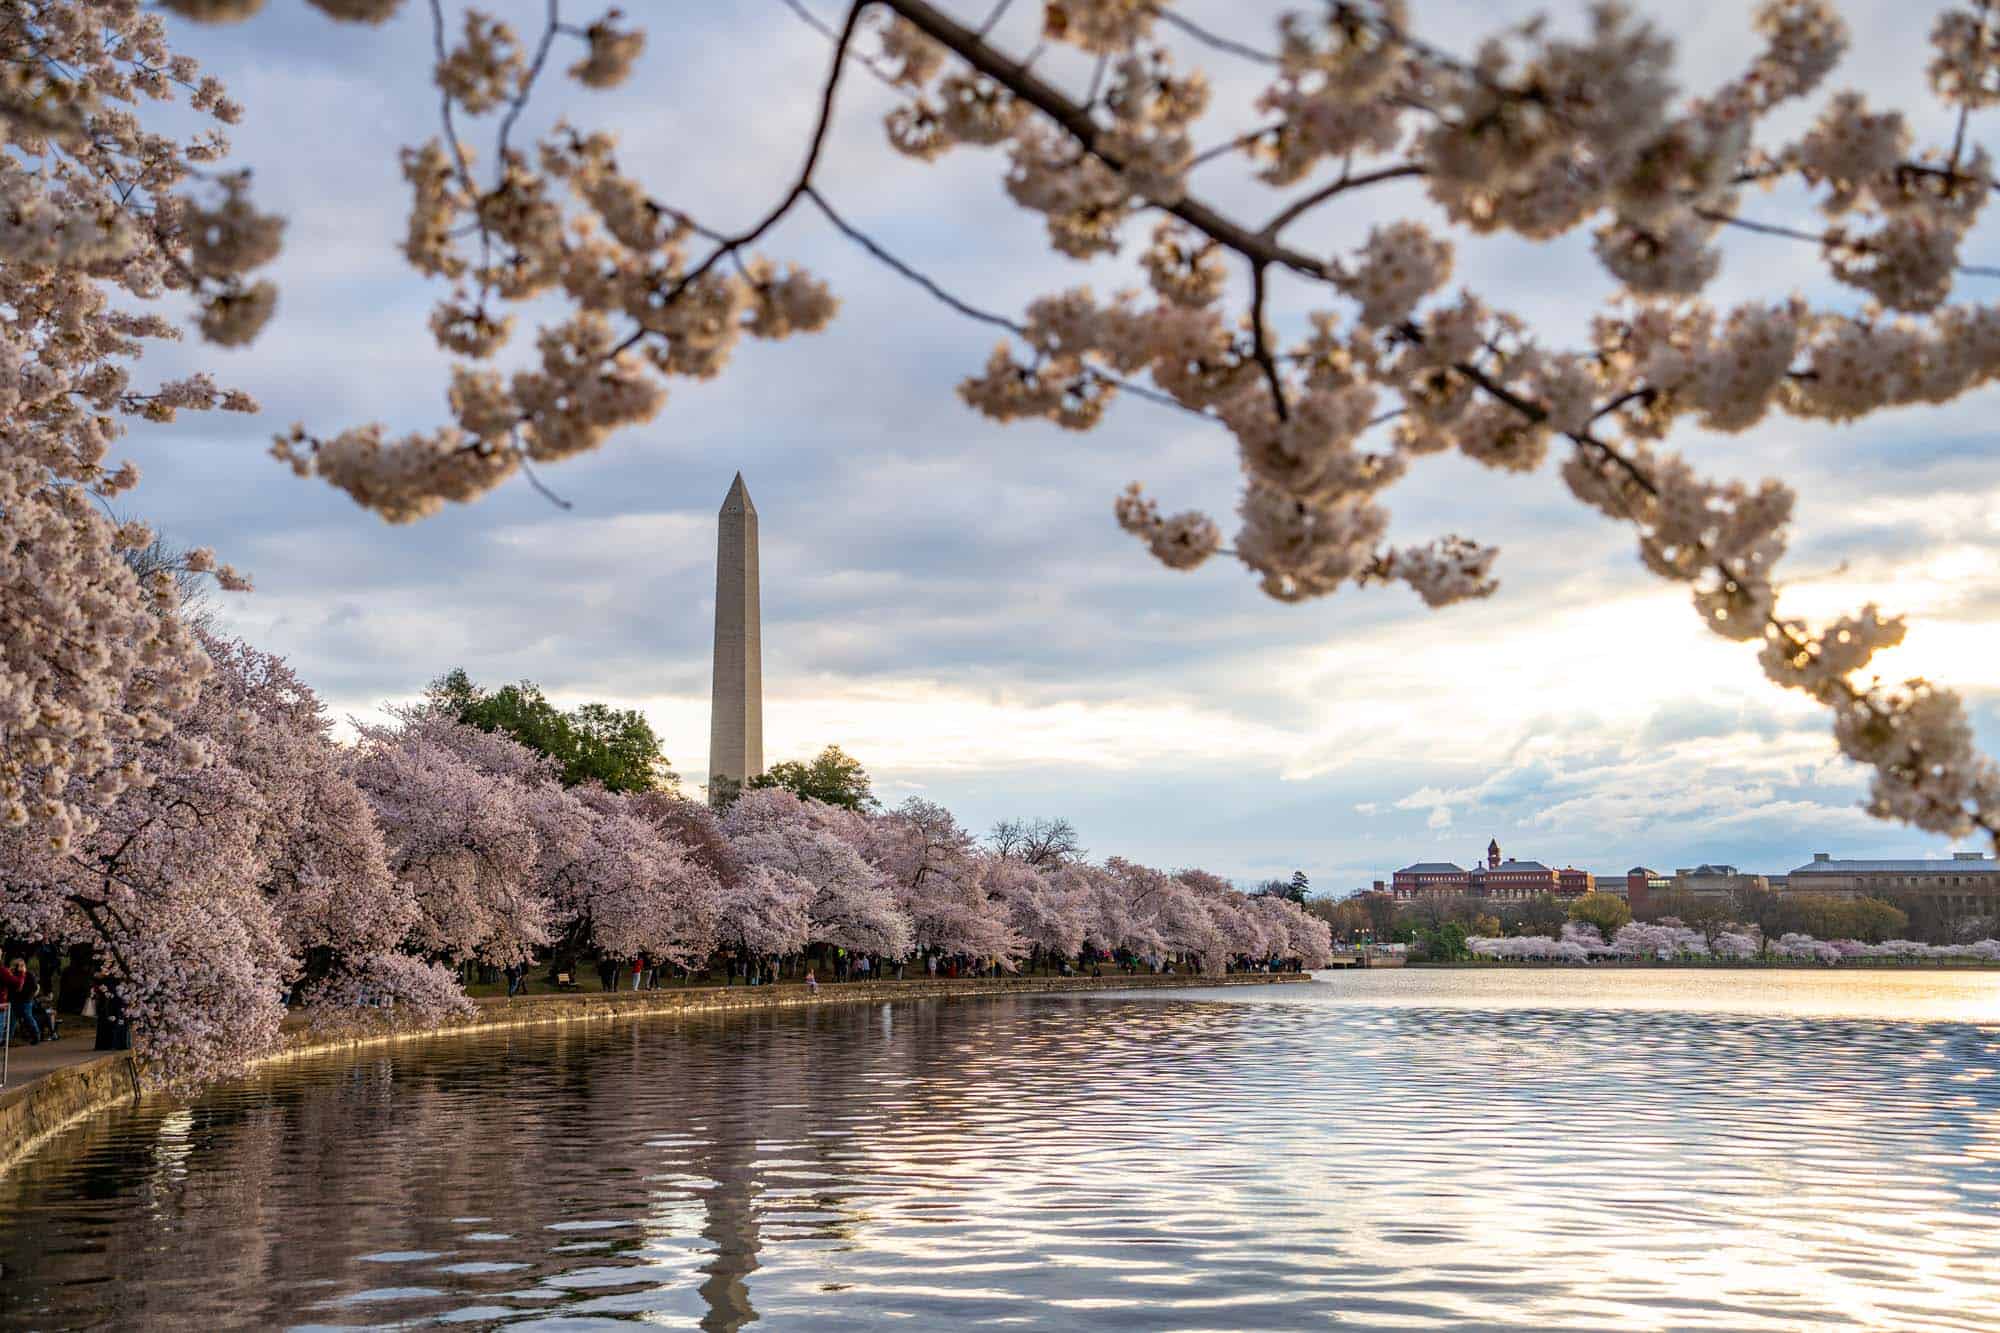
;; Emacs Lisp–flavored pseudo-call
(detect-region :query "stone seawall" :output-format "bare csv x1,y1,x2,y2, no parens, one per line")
1,972,1309,1178
0,1051,140,1180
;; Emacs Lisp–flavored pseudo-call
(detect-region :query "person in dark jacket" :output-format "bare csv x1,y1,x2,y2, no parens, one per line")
12,965,45,1043
0,958,24,1047
92,982,132,1051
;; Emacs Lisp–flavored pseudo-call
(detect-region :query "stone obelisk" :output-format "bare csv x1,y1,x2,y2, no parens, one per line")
708,473,762,805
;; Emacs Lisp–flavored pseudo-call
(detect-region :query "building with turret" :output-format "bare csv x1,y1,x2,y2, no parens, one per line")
1383,839,1596,903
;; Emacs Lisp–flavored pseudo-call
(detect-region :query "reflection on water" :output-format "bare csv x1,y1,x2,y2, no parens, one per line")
3,970,2000,1330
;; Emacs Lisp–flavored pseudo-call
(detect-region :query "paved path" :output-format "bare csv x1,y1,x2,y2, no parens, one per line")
0,1032,107,1101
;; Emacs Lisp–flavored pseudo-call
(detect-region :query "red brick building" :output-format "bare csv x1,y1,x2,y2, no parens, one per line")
1387,840,1596,903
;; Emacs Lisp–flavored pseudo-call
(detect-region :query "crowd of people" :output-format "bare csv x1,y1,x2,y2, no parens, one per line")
1,633,1332,1088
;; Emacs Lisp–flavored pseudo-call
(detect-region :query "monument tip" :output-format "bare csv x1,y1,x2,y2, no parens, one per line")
720,471,755,515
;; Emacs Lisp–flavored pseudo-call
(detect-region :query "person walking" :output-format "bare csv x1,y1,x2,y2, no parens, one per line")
630,956,645,992
804,969,818,995
597,957,618,992
0,957,24,1049
13,965,45,1043
505,961,526,999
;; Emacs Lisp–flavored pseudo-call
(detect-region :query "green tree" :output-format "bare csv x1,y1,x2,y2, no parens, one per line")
1567,891,1632,938
429,668,675,792
1844,897,1908,944
1500,893,1567,939
1288,869,1310,902
748,744,877,811
1414,921,1469,962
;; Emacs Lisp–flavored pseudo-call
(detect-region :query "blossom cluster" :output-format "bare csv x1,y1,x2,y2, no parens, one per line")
4,614,1328,1088
879,0,2000,848
1471,921,2000,963
1,2,268,878
12,0,2000,996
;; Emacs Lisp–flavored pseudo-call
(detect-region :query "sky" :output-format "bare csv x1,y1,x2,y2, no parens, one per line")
120,0,2000,894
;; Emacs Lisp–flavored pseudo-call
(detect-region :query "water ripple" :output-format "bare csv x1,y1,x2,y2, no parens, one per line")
1,969,1999,1330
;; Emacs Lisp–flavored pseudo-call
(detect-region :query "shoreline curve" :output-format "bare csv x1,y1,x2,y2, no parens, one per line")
0,971,1311,1179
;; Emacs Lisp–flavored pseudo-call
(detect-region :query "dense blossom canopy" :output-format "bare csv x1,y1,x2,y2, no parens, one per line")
6,0,1997,1082
75,0,2000,856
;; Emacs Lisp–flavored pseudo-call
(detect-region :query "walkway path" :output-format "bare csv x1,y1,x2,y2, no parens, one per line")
0,1034,102,1100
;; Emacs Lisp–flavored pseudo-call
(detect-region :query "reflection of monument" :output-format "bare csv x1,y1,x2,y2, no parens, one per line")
708,473,763,805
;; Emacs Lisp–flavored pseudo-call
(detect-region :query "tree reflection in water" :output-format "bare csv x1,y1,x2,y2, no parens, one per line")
5,977,2000,1331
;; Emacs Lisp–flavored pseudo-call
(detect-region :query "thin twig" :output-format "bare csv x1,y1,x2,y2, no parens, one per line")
1248,261,1288,421
1261,163,1425,236
1190,123,1279,169
806,187,1221,425
977,0,1015,37
1147,4,1280,65
609,0,870,359
519,456,574,511
497,0,564,166
776,0,904,92
806,187,1024,333
1694,206,2000,279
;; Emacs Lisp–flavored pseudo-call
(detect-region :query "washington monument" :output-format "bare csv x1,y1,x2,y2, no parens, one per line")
708,473,762,804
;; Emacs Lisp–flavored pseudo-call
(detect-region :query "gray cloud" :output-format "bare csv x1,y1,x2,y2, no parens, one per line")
115,0,2000,889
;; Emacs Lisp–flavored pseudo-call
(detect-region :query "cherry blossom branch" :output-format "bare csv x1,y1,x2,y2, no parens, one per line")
1190,123,1282,169
1693,204,2000,278
803,185,1021,334
1248,261,1288,420
607,0,867,361
806,183,1213,423
1261,162,1426,237
495,0,565,166
878,0,1333,282
776,0,904,91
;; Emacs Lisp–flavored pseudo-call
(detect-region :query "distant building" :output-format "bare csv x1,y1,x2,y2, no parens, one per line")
1671,864,1770,900
1387,839,1594,903
1788,851,2000,920
1624,867,1672,917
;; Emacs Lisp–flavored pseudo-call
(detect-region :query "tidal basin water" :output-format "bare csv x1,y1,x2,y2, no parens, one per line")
5,970,2000,1331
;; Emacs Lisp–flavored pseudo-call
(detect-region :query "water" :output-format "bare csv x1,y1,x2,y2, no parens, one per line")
4,969,2000,1331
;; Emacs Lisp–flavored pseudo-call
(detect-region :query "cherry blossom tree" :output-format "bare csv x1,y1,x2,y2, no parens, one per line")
726,786,913,957
984,855,1088,960
196,637,468,1031
716,863,816,963
119,0,2000,858
864,799,1021,963
0,632,467,1085
1,1,271,935
543,786,722,968
348,721,551,968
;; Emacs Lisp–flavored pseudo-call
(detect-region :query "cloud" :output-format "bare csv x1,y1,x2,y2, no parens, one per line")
111,0,2000,892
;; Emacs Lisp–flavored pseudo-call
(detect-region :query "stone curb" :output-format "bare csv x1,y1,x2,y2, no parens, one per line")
0,972,1310,1178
